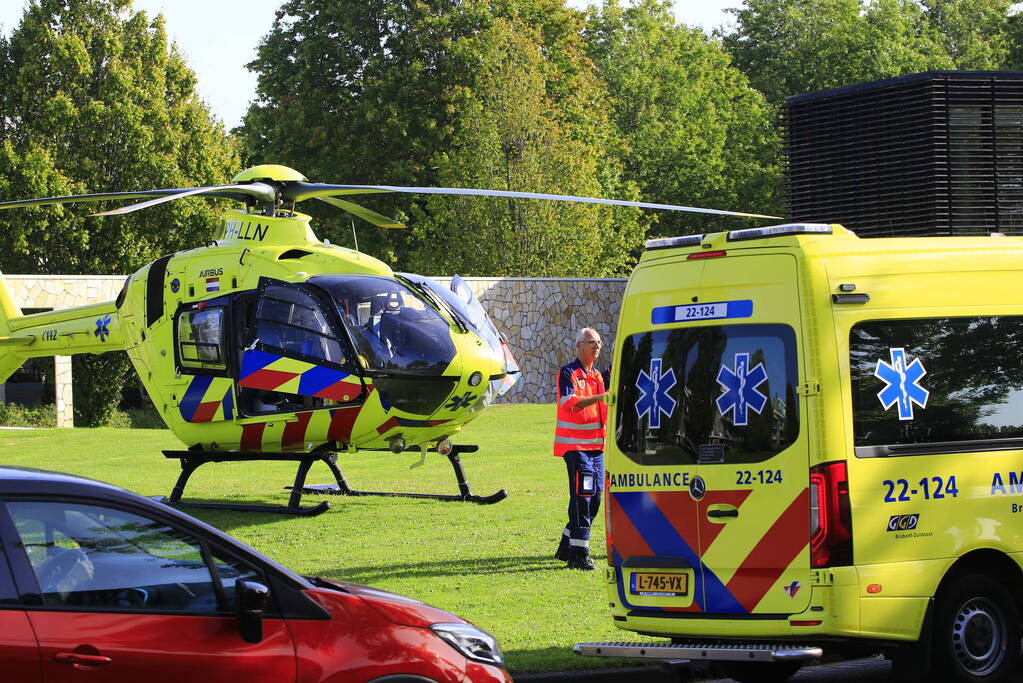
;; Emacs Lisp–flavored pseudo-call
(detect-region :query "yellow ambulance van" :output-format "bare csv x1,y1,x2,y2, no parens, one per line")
575,224,1023,683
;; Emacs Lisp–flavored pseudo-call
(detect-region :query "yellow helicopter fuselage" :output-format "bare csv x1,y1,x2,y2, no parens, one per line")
0,208,509,454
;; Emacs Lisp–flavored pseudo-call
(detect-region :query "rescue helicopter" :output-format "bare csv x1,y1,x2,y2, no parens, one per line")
0,164,777,514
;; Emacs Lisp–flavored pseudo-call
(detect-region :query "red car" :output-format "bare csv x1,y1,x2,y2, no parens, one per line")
0,466,510,682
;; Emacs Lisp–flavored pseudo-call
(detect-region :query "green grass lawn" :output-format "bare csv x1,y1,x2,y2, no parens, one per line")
0,404,659,673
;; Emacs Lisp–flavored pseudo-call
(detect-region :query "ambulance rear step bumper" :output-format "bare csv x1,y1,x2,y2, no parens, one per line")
573,641,823,663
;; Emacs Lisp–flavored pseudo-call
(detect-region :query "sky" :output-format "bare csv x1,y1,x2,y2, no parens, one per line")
0,1,738,130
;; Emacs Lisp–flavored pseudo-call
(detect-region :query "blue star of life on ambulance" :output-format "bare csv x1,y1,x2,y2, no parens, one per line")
716,353,768,427
875,347,928,420
635,358,677,429
94,314,111,342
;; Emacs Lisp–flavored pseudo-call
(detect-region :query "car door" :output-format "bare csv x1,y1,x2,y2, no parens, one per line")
0,499,297,683
0,539,41,681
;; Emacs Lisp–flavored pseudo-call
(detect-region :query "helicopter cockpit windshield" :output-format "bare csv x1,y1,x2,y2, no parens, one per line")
308,275,456,375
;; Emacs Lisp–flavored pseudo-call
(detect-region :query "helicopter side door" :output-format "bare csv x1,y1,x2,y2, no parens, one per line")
236,279,366,416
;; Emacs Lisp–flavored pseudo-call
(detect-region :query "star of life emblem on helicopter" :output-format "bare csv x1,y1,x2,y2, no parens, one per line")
635,358,677,429
94,314,111,342
716,353,768,427
445,392,476,411
875,347,928,420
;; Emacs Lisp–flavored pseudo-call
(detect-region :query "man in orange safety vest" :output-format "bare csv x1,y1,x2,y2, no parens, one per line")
553,327,609,570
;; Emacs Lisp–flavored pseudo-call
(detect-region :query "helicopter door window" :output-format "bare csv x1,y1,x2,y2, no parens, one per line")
253,286,347,366
177,307,228,373
238,283,361,417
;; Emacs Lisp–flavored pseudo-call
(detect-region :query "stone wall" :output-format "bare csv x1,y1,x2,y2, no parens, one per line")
3,275,628,424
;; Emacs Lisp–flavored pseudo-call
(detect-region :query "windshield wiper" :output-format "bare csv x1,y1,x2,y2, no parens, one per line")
397,276,469,333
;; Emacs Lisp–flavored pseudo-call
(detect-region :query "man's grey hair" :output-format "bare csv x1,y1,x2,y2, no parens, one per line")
576,327,599,343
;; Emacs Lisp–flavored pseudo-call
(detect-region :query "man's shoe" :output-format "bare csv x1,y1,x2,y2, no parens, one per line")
567,555,596,570
554,546,571,562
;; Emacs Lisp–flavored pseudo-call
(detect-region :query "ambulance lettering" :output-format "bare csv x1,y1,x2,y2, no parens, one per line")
990,472,1023,495
608,471,691,489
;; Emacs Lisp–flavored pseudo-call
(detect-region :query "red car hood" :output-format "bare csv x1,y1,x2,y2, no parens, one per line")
310,577,464,628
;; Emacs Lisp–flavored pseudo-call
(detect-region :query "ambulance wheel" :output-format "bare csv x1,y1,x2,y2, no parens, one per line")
932,574,1021,682
719,660,802,683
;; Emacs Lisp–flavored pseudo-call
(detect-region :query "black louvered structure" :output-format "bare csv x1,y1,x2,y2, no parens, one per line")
784,71,1023,237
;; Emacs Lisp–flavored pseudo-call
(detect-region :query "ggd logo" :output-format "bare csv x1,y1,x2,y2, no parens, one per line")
887,514,919,532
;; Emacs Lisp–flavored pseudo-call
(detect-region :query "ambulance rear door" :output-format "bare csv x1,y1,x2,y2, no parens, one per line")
694,253,810,615
614,252,811,616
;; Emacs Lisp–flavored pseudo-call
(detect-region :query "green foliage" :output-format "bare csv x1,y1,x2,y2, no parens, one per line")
586,0,781,236
722,0,1017,107
0,404,657,673
0,402,162,429
923,0,1014,68
0,0,240,426
243,0,645,275
407,16,644,276
0,402,57,428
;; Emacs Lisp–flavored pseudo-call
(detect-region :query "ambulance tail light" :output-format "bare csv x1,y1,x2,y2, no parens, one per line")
809,461,852,568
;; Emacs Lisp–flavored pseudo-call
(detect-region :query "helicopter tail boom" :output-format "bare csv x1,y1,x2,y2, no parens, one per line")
0,296,125,383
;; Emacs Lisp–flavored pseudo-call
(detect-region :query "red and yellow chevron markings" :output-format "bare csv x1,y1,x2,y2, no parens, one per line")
179,375,234,423
610,485,808,614
238,349,363,401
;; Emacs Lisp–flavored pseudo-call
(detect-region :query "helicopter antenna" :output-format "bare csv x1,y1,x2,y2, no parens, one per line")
350,218,359,252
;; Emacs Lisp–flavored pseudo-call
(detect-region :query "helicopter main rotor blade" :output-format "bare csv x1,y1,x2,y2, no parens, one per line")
316,196,406,228
285,182,781,220
90,183,278,216
0,183,277,214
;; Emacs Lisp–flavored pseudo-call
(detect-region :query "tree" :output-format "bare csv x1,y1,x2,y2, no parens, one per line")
722,0,871,106
722,0,1016,108
406,15,643,276
584,0,781,237
242,0,644,275
923,0,1013,69
0,0,240,425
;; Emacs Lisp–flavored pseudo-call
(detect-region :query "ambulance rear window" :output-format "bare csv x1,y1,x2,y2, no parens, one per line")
851,316,1023,455
615,324,799,466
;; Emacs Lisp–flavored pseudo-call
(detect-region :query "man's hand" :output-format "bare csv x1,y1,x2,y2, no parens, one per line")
575,392,608,409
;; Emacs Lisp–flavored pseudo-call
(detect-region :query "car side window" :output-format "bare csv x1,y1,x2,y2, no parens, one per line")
8,501,259,613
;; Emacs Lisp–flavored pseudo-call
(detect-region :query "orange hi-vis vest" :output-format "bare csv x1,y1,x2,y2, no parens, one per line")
554,359,607,457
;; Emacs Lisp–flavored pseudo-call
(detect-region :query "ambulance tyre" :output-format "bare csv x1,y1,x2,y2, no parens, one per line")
932,574,1021,682
718,660,802,683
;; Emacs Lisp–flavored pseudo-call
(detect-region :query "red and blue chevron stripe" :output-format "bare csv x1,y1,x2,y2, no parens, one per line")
238,349,363,400
610,487,808,614
179,375,234,423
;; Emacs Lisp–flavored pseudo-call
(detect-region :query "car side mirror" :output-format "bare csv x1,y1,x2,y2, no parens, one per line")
236,579,269,643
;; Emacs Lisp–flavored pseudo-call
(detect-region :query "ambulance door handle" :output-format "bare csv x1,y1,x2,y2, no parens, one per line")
707,508,738,518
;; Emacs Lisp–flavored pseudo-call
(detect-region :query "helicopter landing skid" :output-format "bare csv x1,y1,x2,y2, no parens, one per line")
292,444,508,505
159,450,340,516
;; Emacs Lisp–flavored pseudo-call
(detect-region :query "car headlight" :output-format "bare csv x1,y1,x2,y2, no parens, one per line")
430,622,505,667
